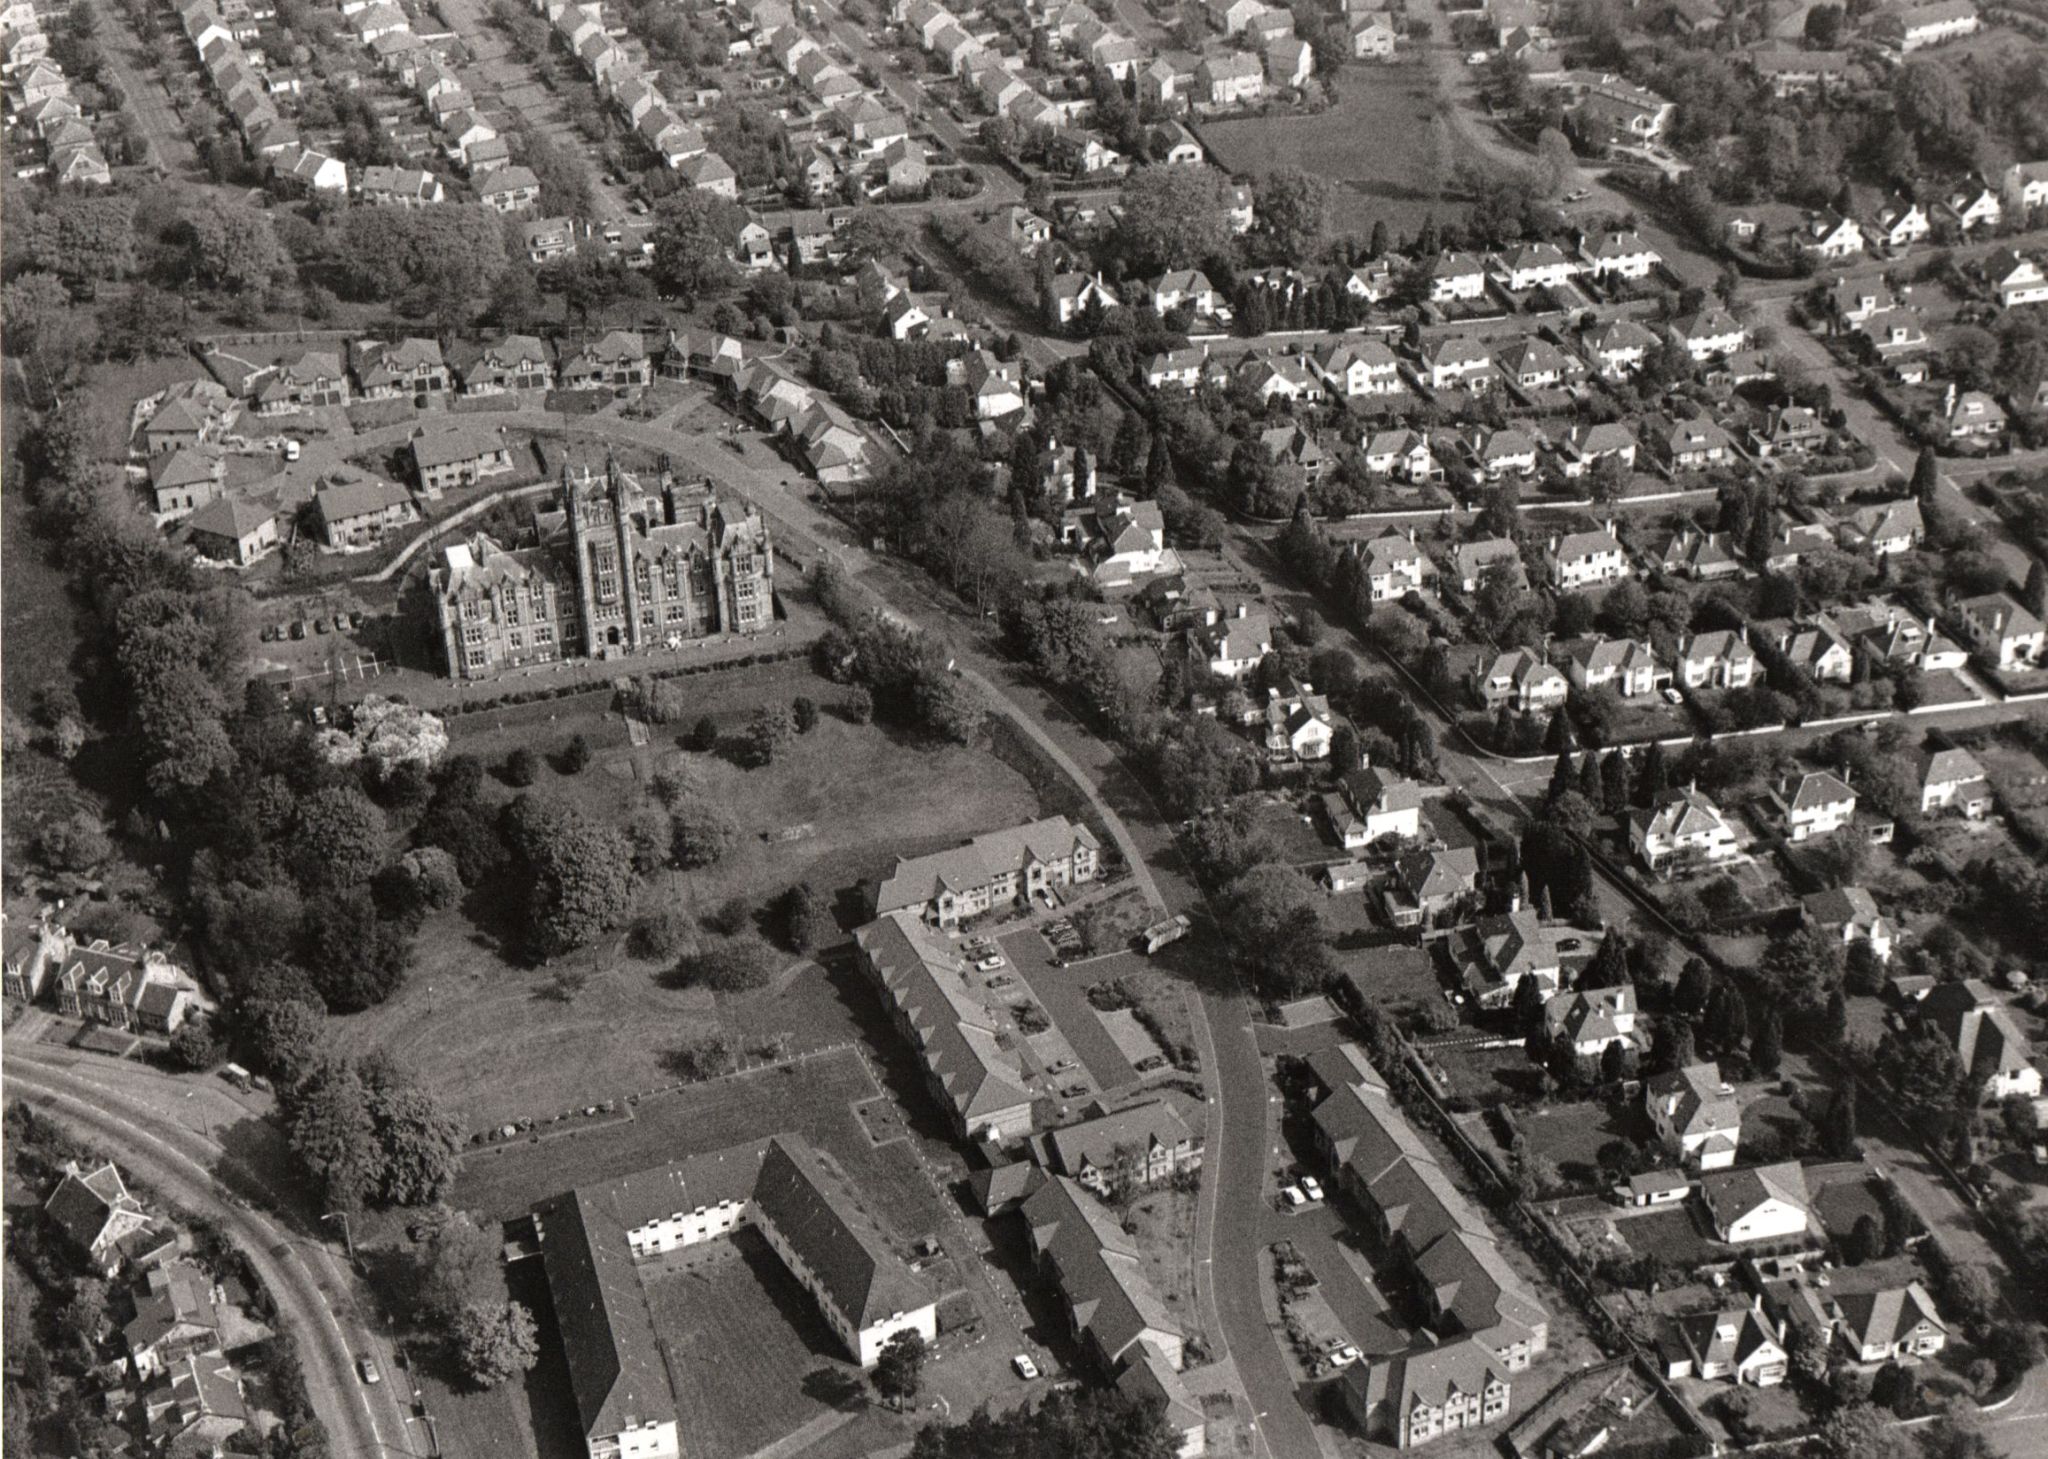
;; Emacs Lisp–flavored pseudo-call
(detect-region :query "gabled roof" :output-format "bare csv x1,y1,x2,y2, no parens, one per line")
1832,1283,1944,1351
854,911,1033,1122
1048,1102,1194,1178
1700,1161,1809,1227
186,495,275,541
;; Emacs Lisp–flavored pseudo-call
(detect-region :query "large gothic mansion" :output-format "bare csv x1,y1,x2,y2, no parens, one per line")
430,458,775,680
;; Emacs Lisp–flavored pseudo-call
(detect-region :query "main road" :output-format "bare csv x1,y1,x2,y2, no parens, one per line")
3,1046,422,1459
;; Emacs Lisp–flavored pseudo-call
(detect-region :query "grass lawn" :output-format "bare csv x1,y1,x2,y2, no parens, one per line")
331,703,1043,1130
1497,1101,1646,1190
451,1044,948,1250
1126,1182,1203,1353
1199,65,1463,237
1614,1204,1730,1268
644,1232,903,1459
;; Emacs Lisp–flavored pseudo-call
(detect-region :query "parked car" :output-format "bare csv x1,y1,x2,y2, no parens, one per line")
1281,1185,1308,1208
1327,1343,1361,1369
1059,1083,1089,1099
1012,1354,1040,1380
1662,686,1683,705
976,955,1006,972
1300,1176,1324,1202
358,1357,380,1385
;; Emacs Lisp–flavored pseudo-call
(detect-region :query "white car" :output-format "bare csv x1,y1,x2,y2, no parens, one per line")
1327,1343,1361,1369
1012,1354,1040,1380
976,955,1006,972
1281,1184,1308,1208
1300,1176,1324,1202
1662,686,1683,705
358,1357,380,1385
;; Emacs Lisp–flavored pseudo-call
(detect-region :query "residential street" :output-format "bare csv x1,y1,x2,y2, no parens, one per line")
3,1047,420,1459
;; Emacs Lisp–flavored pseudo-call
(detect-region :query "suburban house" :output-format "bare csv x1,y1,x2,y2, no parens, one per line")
1451,537,1522,594
1459,908,1586,1010
1919,747,1992,817
1668,309,1747,361
45,1162,157,1274
1835,499,1924,556
1697,1162,1813,1244
1195,50,1263,105
1259,682,1335,762
2003,160,2048,216
1656,528,1742,580
1423,336,1493,390
1543,985,1639,1057
1983,249,2048,308
1922,979,2040,1100
1580,230,1661,280
1558,422,1637,478
409,423,518,493
452,333,556,393
1676,629,1758,690
1629,786,1739,874
1583,318,1659,378
1566,637,1664,698
1953,593,2045,670
854,910,1037,1141
1802,886,1896,964
149,448,225,519
1658,417,1737,472
1382,847,1481,929
1047,270,1120,324
1945,388,2007,442
1023,1176,1186,1371
1826,1284,1948,1364
871,816,1099,926
1426,252,1490,303
1046,1102,1203,1194
1546,523,1629,591
1769,771,1857,842
533,1136,935,1459
123,1261,222,1380
1364,430,1436,482
1189,604,1275,679
1659,1301,1787,1386
558,331,652,391
1473,649,1569,713
185,497,278,567
348,337,448,398
1799,211,1866,262
1339,763,1425,844
1646,1063,1742,1169
313,475,419,548
1351,531,1429,601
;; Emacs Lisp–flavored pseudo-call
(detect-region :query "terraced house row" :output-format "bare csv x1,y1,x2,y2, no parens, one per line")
1307,1045,1553,1448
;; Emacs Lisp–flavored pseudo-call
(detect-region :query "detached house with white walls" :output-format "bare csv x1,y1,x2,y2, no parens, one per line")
1699,1162,1814,1245
1545,523,1629,591
1646,1063,1742,1170
1630,786,1739,874
1769,771,1857,842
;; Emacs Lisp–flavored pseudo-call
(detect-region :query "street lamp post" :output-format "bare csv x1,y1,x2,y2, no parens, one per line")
322,1210,358,1267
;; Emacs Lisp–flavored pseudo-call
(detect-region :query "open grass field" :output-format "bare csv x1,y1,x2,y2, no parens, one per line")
451,1044,945,1247
329,698,1044,1130
1199,66,1463,239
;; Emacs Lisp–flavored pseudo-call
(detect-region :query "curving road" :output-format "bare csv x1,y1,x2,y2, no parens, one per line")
3,1049,416,1459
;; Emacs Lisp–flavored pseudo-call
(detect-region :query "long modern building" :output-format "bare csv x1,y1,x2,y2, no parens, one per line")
430,457,774,679
853,909,1038,1142
534,1136,935,1459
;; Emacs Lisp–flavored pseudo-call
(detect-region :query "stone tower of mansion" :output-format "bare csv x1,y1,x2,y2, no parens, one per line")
431,457,774,679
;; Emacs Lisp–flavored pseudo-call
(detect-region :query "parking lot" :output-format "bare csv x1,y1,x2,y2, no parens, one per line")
999,930,1142,1096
